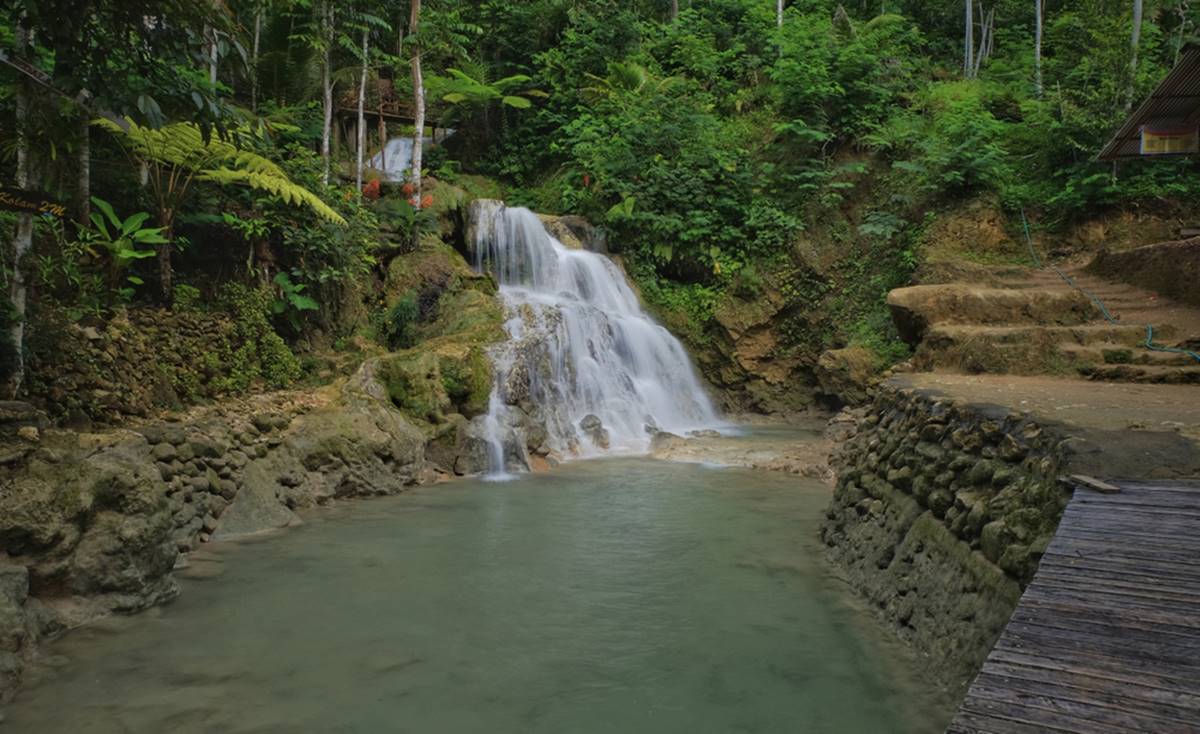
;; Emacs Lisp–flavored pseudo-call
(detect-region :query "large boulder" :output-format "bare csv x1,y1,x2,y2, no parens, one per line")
814,347,878,407
215,361,428,540
0,431,178,619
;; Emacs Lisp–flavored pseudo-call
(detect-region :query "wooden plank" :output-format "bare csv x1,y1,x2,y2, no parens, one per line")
1010,598,1200,638
949,707,1098,734
1031,568,1200,604
1000,620,1200,668
958,693,1141,734
1040,551,1200,580
984,651,1200,701
966,676,1198,732
1038,554,1200,585
980,661,1200,714
1063,474,1121,493
1021,584,1200,621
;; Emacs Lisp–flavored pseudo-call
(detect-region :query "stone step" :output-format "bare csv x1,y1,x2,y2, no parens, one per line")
888,285,1098,344
914,326,1191,378
1079,363,1200,385
925,323,1158,348
1059,344,1200,368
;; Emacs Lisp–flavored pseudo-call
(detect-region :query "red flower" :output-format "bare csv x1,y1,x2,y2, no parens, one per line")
420,194,434,209
401,182,416,196
583,173,591,188
362,179,381,200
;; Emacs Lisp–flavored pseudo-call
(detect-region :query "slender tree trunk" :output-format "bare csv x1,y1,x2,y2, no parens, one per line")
1034,0,1044,96
207,24,218,86
777,0,783,28
1126,0,1144,111
671,0,679,20
378,87,387,172
974,6,993,76
356,28,370,191
965,0,975,78
410,0,425,200
157,208,174,303
320,1,334,185
75,108,91,226
9,24,33,396
251,9,262,113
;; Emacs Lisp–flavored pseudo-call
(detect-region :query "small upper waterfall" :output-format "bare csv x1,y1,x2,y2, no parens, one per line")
470,200,720,475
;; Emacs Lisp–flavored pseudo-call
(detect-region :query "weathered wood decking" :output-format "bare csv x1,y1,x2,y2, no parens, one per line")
947,478,1200,734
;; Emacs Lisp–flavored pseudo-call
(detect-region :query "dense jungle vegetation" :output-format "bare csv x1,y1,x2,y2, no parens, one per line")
1,0,1197,411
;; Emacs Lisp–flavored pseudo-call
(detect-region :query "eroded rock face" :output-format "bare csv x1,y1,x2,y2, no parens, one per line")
814,347,878,407
215,361,429,539
0,359,443,702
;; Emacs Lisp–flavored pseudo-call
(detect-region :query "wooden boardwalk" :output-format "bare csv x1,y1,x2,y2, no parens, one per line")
947,478,1200,734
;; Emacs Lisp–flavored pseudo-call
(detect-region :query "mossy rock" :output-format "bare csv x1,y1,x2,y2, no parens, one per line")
420,288,504,344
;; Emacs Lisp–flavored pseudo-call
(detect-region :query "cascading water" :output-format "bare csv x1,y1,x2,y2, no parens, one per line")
470,200,721,476
367,131,454,182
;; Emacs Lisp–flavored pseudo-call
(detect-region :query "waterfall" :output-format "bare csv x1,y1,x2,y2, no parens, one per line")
367,131,453,182
367,138,421,182
471,200,721,475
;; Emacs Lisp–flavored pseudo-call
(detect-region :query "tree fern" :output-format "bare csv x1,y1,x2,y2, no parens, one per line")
95,118,346,225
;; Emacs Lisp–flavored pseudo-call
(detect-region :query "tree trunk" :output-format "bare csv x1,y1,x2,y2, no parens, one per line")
378,88,387,172
207,24,218,87
777,0,783,28
75,105,91,227
356,28,370,191
8,24,33,396
974,6,993,76
1034,0,1044,96
671,0,679,20
1126,0,1144,111
410,0,425,200
157,209,175,304
251,9,262,113
320,1,334,186
964,0,975,78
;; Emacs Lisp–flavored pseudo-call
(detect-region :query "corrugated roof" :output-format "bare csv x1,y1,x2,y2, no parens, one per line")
1098,45,1200,160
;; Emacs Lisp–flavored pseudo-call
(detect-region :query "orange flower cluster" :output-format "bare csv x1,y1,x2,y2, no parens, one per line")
401,182,416,195
362,179,381,200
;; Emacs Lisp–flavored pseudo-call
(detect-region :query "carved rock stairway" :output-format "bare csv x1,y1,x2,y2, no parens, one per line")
889,262,1200,385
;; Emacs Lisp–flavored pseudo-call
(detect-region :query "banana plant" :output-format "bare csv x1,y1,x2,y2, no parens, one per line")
81,196,166,301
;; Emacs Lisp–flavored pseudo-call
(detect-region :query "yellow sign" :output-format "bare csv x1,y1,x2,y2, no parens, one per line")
0,187,68,218
1140,124,1200,156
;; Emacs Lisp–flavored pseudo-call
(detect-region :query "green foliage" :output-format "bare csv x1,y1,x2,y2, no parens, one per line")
270,272,320,332
214,282,302,390
376,291,420,350
94,118,347,226
173,284,203,311
81,197,165,300
430,67,547,111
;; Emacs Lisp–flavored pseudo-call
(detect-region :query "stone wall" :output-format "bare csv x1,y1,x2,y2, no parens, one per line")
25,303,297,427
820,383,1072,696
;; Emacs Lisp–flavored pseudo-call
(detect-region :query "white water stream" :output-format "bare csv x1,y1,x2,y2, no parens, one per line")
470,201,721,476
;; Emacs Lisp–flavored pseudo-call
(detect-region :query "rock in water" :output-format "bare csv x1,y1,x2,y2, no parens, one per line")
579,415,610,450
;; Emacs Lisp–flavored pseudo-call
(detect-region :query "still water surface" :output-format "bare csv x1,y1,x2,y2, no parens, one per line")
7,458,953,733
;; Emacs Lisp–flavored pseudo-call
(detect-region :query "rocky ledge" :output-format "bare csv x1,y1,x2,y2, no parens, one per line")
0,357,477,704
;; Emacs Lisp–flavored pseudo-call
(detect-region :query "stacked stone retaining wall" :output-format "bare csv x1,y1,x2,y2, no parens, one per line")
821,384,1073,696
